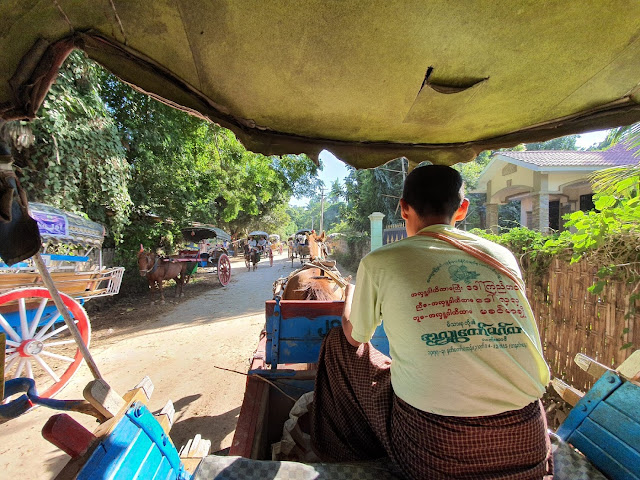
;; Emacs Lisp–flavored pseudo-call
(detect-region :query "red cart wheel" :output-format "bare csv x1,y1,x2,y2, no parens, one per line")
0,287,90,398
217,254,231,286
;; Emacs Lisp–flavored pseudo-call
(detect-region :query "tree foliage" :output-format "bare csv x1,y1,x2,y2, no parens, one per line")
7,50,319,284
339,158,406,232
7,51,132,244
524,135,579,151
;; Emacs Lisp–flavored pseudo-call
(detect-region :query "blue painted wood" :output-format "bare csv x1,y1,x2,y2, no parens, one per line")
41,253,89,262
77,402,190,480
265,300,389,366
556,371,622,439
556,370,640,480
570,429,637,480
606,381,640,419
0,262,29,268
579,417,640,478
590,402,640,452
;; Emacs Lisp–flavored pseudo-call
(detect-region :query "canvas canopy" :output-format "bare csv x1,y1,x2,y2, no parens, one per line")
182,226,231,243
1,1,640,169
29,202,105,247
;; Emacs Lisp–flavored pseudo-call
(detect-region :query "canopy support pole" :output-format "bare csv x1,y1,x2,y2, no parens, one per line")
33,251,103,381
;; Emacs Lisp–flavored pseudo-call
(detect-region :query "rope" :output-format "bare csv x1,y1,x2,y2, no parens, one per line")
212,365,298,403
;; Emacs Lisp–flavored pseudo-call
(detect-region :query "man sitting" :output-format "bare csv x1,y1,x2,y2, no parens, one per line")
311,165,552,480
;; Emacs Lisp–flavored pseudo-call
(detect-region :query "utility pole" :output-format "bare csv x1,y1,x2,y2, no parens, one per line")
319,185,325,233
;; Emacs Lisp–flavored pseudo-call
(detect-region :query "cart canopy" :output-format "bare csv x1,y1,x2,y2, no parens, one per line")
248,231,269,238
29,202,106,247
2,2,640,168
182,226,231,243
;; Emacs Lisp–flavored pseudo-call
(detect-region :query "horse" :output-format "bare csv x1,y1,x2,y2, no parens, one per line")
244,244,260,271
277,231,348,301
138,246,187,304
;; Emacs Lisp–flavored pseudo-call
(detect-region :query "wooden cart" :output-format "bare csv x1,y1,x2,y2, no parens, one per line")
0,203,124,398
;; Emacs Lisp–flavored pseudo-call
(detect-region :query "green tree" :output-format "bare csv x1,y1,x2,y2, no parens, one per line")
7,51,132,244
524,135,579,151
340,158,405,232
97,65,319,264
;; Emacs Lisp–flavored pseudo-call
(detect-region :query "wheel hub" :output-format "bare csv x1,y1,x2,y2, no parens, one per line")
18,339,44,357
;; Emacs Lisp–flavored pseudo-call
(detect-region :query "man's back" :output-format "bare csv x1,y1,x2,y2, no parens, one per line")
349,224,549,416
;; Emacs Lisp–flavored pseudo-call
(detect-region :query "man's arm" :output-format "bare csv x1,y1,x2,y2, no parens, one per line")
341,283,362,347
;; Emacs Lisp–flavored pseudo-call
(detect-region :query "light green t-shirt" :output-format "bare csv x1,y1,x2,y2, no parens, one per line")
350,224,550,417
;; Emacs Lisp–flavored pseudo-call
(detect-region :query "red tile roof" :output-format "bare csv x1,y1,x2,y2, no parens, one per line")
497,142,640,168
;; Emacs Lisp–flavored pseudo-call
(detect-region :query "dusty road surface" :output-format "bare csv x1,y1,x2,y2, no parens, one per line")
0,250,301,479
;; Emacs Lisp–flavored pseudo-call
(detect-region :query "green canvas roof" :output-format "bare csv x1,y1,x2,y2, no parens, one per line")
2,1,640,168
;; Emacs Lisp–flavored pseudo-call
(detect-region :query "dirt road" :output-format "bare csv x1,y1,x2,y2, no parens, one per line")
0,251,297,479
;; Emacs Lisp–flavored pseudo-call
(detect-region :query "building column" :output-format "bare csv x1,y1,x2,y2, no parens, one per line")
368,212,385,252
531,193,550,234
485,203,499,234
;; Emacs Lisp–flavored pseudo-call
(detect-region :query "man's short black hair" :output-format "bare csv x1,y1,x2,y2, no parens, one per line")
402,165,464,219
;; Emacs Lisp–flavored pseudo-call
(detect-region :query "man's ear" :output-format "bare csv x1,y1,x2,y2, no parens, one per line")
452,198,470,223
400,198,410,220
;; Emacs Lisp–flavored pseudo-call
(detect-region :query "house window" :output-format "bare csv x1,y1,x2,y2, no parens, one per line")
549,200,560,231
580,194,595,211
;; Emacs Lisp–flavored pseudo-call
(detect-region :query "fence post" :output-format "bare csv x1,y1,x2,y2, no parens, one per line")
368,212,385,252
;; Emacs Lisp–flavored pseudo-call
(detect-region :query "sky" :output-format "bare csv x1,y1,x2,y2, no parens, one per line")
288,130,611,207
289,150,350,206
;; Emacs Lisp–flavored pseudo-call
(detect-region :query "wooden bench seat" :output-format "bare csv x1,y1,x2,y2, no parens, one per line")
0,270,121,311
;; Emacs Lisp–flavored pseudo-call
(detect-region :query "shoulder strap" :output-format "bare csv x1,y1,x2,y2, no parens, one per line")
417,231,525,291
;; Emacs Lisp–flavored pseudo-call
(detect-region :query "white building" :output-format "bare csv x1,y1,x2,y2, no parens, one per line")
474,143,639,233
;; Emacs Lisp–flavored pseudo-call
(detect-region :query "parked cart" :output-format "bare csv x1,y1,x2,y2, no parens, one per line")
0,203,123,398
178,225,232,286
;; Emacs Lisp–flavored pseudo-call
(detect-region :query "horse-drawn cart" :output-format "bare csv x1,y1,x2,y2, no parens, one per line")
178,226,232,286
245,230,272,270
0,203,124,398
290,229,312,266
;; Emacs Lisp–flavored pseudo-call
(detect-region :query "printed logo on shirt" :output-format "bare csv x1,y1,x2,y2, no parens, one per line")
410,258,532,357
447,264,480,284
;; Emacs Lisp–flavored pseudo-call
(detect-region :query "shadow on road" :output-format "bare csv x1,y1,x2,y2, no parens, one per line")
170,405,242,453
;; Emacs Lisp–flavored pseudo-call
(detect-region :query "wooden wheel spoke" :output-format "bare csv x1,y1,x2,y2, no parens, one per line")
33,354,61,383
18,298,29,339
38,321,74,342
42,339,76,347
5,352,19,371
14,358,26,378
1,287,90,398
33,311,63,341
40,350,75,363
29,298,49,337
25,359,34,379
0,313,22,343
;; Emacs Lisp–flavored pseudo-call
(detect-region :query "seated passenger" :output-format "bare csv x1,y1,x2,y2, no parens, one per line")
311,165,552,480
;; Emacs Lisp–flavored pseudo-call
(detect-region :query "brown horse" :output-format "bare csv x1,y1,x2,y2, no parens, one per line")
279,231,347,301
138,246,187,304
244,244,260,271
